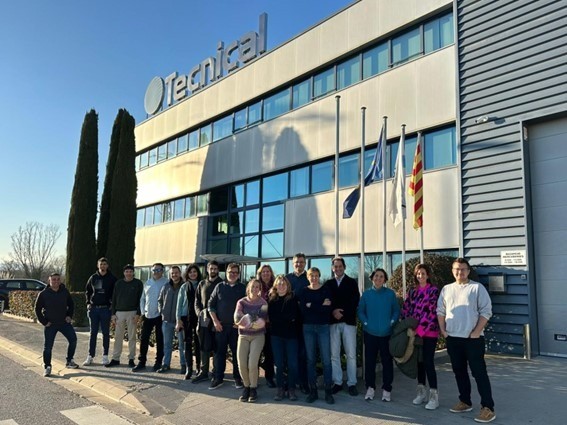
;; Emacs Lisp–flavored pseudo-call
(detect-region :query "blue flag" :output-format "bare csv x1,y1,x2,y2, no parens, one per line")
343,126,384,219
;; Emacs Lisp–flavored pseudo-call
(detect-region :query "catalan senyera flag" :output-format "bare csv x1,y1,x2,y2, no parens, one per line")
408,135,423,229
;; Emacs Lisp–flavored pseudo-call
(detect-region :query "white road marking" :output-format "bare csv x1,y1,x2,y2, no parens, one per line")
0,420,19,425
60,406,133,424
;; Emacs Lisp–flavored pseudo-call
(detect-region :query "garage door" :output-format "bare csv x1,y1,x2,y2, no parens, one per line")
529,117,567,357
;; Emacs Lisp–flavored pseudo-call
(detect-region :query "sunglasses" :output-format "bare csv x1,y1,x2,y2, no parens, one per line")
152,268,163,273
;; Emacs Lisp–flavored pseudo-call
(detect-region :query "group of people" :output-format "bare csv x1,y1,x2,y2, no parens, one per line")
34,255,496,423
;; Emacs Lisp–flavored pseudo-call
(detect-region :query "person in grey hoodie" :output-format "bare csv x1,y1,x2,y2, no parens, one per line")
35,273,79,377
157,265,184,373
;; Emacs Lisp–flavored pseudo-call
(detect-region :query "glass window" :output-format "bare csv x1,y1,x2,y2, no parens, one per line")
173,198,185,221
188,130,199,151
157,144,167,163
185,196,196,218
313,67,335,98
148,148,157,166
362,43,389,78
167,139,177,159
389,135,418,177
213,115,233,142
197,193,208,216
244,235,259,257
245,208,260,233
424,126,456,169
262,232,284,258
208,239,227,254
392,27,421,65
136,209,145,228
363,254,383,289
145,205,154,226
209,187,228,213
229,211,244,235
154,204,163,224
246,180,260,206
232,184,245,208
177,134,188,153
424,13,454,53
163,202,173,222
339,153,359,188
290,166,310,197
343,255,360,281
200,124,212,146
263,260,286,276
263,89,291,121
311,160,333,193
292,79,311,109
248,101,262,125
263,172,289,203
135,155,141,172
209,214,228,236
230,236,243,255
262,204,284,231
139,151,149,169
337,56,361,90
234,108,247,131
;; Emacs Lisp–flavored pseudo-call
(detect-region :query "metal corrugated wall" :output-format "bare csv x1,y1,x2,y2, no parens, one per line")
456,0,567,354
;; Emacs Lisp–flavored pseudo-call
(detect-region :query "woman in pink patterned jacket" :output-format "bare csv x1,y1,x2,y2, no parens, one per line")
401,263,440,410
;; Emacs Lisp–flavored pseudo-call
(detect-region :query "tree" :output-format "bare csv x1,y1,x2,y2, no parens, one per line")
7,222,61,280
96,109,124,259
104,110,137,270
66,109,98,291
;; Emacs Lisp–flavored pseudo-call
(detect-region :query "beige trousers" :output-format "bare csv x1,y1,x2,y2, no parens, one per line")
112,310,137,361
237,334,265,388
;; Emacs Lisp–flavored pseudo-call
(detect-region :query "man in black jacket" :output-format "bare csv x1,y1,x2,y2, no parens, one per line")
83,257,116,366
326,256,361,396
35,273,79,377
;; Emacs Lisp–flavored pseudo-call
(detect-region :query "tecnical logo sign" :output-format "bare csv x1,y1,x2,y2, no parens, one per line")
144,13,268,116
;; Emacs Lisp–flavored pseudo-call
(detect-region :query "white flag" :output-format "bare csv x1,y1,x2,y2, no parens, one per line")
388,129,406,227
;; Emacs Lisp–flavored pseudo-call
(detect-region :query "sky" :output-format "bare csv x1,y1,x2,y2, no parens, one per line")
0,0,352,261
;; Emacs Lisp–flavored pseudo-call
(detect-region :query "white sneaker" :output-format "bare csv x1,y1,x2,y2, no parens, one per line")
413,384,427,404
364,387,375,400
102,355,110,365
425,389,439,410
382,390,391,402
83,355,94,366
44,366,52,377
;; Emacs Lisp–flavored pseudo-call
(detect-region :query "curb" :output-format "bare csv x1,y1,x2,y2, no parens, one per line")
0,335,150,416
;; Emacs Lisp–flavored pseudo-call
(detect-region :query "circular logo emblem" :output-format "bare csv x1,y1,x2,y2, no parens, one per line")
144,77,165,116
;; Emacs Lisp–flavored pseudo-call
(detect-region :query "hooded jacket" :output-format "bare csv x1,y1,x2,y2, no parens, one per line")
35,284,74,326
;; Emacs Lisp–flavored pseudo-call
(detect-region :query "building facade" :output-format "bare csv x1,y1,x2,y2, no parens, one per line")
133,0,567,357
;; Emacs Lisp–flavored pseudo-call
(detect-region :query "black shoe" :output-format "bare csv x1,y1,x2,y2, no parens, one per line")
325,387,335,405
156,365,170,373
348,385,359,396
248,387,257,403
306,387,318,403
332,383,343,394
152,363,162,372
132,363,146,372
184,370,193,380
104,359,120,368
266,377,276,388
234,378,244,389
239,387,250,402
299,383,310,395
192,372,209,384
180,365,187,375
128,359,136,368
209,379,224,390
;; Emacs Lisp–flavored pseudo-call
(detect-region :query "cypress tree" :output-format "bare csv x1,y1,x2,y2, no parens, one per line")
66,110,98,291
104,110,137,269
96,108,124,259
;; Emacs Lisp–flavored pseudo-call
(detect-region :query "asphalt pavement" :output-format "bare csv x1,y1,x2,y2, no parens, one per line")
0,313,566,425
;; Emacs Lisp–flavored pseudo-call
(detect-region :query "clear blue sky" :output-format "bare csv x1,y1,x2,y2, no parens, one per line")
0,0,351,260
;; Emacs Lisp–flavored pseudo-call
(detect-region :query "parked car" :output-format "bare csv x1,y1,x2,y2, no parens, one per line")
0,279,46,311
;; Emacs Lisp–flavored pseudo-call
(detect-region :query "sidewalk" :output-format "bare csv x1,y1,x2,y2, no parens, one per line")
1,314,566,424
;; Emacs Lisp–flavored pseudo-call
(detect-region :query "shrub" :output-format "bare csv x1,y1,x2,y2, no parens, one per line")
9,290,89,327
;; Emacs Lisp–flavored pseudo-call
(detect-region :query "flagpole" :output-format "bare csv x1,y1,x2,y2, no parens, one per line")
335,95,341,257
418,131,424,263
382,116,388,273
360,107,366,294
401,124,407,299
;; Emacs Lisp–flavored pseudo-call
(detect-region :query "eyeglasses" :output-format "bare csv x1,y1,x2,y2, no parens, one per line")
152,268,163,273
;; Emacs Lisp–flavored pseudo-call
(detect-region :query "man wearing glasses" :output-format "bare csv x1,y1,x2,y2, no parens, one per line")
133,263,168,372
437,258,496,423
208,263,246,390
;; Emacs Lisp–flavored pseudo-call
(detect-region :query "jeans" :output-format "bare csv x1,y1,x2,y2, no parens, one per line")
271,335,298,389
88,306,111,357
139,316,163,366
179,317,194,371
112,310,137,361
364,332,393,392
237,334,265,388
162,321,178,367
417,336,438,389
330,322,357,386
303,324,332,387
446,336,494,410
213,325,241,381
43,323,77,367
